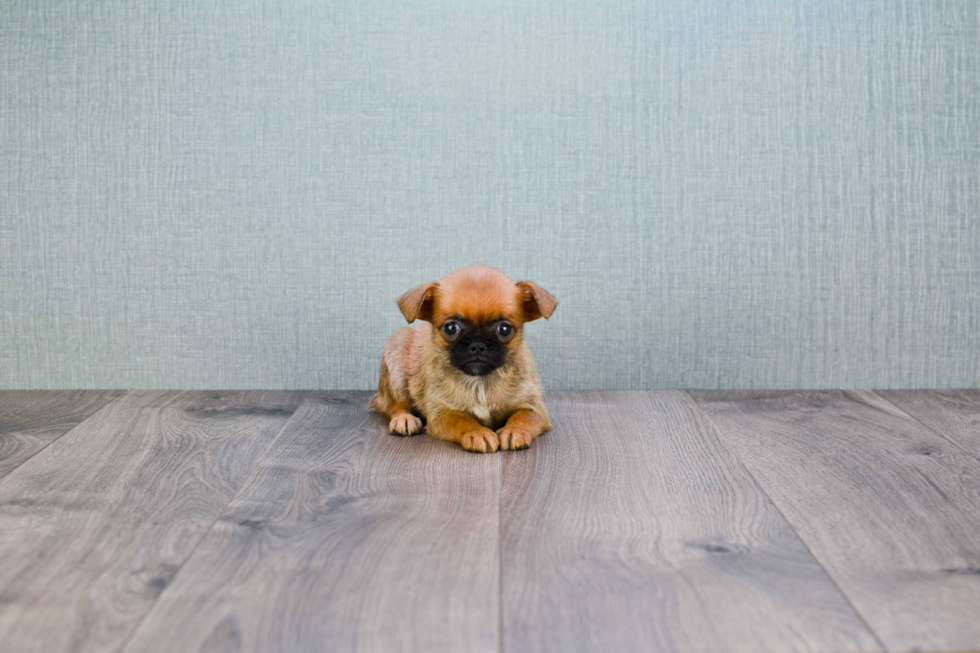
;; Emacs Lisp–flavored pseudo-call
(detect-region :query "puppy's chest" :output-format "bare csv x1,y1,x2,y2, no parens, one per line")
452,381,508,426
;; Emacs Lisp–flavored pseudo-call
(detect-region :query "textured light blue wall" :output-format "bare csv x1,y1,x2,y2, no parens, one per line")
1,1,978,390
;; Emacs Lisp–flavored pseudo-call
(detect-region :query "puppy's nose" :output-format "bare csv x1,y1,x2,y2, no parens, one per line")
467,341,488,356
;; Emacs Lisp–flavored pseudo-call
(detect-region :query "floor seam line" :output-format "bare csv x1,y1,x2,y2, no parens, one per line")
497,451,504,653
871,390,980,463
114,391,314,653
0,389,128,486
682,390,890,653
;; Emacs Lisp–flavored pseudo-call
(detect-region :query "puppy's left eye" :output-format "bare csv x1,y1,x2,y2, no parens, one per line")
496,323,513,339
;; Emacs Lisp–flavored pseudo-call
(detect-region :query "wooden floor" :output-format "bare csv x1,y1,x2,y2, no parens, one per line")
0,391,978,653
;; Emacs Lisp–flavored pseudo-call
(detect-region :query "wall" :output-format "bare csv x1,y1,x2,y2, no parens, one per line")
2,1,978,390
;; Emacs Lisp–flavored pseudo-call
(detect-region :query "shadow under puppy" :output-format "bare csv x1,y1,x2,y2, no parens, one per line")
369,266,558,453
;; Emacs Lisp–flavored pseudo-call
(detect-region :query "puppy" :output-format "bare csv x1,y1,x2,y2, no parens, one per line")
368,266,558,453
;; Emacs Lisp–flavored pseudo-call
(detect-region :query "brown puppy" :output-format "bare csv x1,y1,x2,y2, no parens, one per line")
368,266,558,453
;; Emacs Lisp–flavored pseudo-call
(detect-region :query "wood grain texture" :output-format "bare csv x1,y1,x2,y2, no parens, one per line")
0,390,122,479
123,392,500,653
0,390,307,653
691,390,980,653
879,389,980,458
500,391,880,653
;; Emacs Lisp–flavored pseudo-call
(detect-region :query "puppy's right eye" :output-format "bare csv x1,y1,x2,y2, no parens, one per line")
442,321,460,339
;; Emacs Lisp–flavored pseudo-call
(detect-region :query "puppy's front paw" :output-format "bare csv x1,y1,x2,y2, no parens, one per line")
461,428,500,453
497,426,533,451
389,412,423,436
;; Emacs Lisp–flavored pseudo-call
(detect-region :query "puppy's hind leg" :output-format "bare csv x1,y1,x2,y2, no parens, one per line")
375,336,424,436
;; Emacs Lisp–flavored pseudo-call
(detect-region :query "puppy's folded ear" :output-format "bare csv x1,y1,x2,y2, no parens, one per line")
397,282,438,323
517,281,558,321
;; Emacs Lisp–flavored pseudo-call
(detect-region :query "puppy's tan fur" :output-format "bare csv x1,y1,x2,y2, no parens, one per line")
369,266,557,453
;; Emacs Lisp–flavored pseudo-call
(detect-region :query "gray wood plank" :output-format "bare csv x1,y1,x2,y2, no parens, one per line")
879,389,980,458
501,391,881,653
691,390,980,653
0,390,122,479
122,392,500,653
0,390,307,653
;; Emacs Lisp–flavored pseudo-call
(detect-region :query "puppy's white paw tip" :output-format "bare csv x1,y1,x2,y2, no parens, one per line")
389,414,423,436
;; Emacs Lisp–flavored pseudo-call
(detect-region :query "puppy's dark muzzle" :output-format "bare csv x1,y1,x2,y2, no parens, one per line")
451,337,505,376
460,361,495,376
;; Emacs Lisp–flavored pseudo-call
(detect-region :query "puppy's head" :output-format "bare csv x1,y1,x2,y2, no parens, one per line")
396,266,557,377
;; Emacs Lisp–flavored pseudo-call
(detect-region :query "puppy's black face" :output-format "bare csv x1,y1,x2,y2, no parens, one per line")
440,316,515,376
